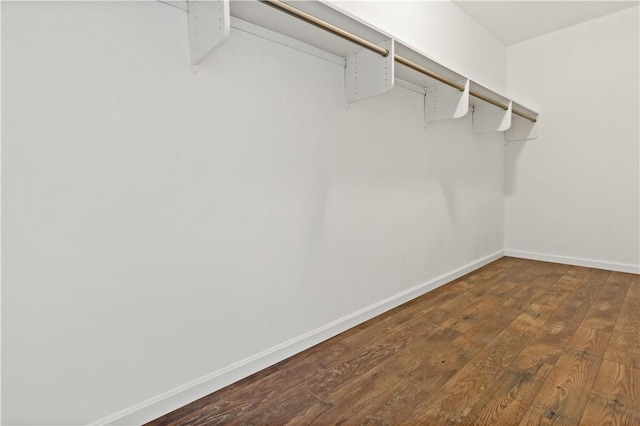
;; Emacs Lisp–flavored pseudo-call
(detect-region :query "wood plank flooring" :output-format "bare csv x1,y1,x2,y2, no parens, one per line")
146,257,639,425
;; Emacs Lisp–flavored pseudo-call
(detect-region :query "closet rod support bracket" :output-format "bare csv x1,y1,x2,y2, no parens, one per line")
188,0,230,66
506,113,540,141
345,38,395,103
424,78,469,126
473,100,512,134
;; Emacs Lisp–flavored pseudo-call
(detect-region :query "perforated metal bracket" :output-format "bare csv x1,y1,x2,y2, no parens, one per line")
188,0,230,66
473,100,512,133
345,38,394,103
424,78,469,125
505,114,540,141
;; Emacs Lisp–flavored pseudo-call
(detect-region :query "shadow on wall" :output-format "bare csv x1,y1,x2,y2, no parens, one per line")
423,113,475,225
504,140,527,196
426,111,506,225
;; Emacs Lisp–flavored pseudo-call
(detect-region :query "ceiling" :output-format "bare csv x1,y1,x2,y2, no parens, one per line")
453,1,639,45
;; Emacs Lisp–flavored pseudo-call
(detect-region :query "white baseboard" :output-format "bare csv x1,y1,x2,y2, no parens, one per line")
92,250,504,426
505,249,640,274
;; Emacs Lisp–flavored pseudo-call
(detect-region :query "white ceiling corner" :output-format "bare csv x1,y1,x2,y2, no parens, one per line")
452,1,639,45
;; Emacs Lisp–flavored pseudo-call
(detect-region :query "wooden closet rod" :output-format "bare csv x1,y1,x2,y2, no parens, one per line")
512,109,537,122
393,55,466,92
260,0,389,57
260,0,537,123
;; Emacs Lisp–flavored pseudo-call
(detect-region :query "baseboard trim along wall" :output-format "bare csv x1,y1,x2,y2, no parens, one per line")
92,250,504,426
505,249,640,274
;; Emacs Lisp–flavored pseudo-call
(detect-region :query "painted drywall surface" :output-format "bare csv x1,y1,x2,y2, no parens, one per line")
505,7,640,268
328,0,506,92
2,1,504,423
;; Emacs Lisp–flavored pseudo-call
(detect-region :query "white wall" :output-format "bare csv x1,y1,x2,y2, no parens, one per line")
1,1,506,424
329,0,506,92
505,6,640,272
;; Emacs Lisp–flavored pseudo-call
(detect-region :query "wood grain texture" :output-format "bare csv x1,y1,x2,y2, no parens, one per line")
146,258,639,426
344,380,430,425
590,359,639,412
566,326,611,359
532,279,605,348
627,274,640,298
285,364,401,424
303,341,404,401
580,393,640,426
467,369,545,425
462,303,521,345
508,275,581,338
230,385,318,426
405,334,483,394
605,295,640,368
581,281,630,332
583,268,612,283
509,339,563,382
519,349,600,424
607,271,634,285
440,294,506,333
404,328,530,424
503,275,560,311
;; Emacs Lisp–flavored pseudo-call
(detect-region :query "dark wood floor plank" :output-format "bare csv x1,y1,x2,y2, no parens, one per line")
384,327,463,384
441,294,507,333
607,271,634,285
154,340,353,426
590,358,640,411
583,268,613,283
532,279,606,348
405,333,484,394
562,265,591,281
504,275,561,312
605,295,640,368
510,311,552,338
274,336,352,372
435,279,505,315
509,339,564,382
580,393,640,425
628,278,640,299
162,371,314,426
428,307,454,325
302,315,444,403
552,263,572,274
390,278,474,321
404,328,530,424
455,262,535,306
335,280,473,347
340,307,430,351
462,303,522,345
566,326,611,359
581,281,630,332
229,384,319,426
525,261,563,278
143,364,282,426
509,274,583,338
345,380,430,425
302,339,406,401
519,404,578,425
467,369,545,425
535,274,585,306
146,260,639,426
286,363,401,424
519,349,600,424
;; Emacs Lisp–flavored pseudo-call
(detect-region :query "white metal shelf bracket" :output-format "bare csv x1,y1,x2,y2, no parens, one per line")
188,0,230,66
424,78,469,125
473,100,512,133
346,38,394,103
506,115,540,141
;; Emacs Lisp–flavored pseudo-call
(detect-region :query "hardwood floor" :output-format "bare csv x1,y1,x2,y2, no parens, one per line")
146,257,639,425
